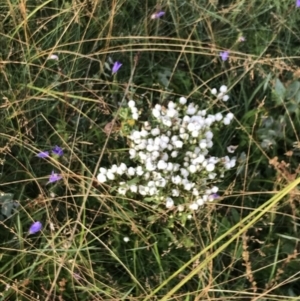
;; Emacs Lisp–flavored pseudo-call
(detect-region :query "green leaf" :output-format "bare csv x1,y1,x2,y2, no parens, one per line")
0,192,13,203
273,78,286,105
286,81,300,100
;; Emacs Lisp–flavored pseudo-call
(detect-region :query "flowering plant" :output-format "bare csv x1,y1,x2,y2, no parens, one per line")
98,86,236,219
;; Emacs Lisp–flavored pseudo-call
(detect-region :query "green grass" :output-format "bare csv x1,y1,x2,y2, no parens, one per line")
1,0,300,300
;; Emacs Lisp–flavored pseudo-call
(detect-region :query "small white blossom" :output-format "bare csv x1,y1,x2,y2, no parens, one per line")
179,97,187,104
128,100,136,108
166,197,174,209
189,203,199,211
177,204,185,212
151,128,160,136
106,171,115,180
130,185,138,193
97,173,107,183
223,117,231,125
219,85,227,93
211,88,217,95
196,198,204,206
172,189,180,197
206,163,215,172
118,186,127,195
127,167,136,176
123,236,130,242
222,95,229,102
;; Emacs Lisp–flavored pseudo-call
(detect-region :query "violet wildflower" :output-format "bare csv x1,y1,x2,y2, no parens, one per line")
297,0,300,8
52,145,63,156
49,171,62,183
29,221,42,234
220,51,229,61
151,11,165,19
112,61,122,74
37,151,49,158
211,193,220,199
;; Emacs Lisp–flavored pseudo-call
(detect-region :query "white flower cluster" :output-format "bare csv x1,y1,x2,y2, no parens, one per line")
97,87,236,212
211,85,230,102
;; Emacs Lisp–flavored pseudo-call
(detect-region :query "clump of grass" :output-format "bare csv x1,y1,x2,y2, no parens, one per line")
1,0,300,300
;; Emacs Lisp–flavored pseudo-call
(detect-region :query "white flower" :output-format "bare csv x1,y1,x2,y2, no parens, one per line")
146,144,155,152
186,105,196,115
191,130,199,138
155,104,162,110
155,178,167,187
146,161,156,171
199,141,207,149
196,198,204,206
166,197,174,209
157,160,167,170
226,112,234,120
128,100,136,107
168,101,176,109
177,204,185,212
139,185,146,195
152,108,161,118
111,164,118,173
222,95,229,102
131,130,141,140
140,129,148,137
130,185,138,193
151,128,160,136
173,140,183,148
211,88,217,95
47,54,59,60
180,168,189,178
161,153,169,161
205,131,213,140
136,166,144,176
129,149,136,158
171,175,182,185
223,117,231,125
132,113,139,120
97,173,107,183
192,188,199,196
189,165,197,173
219,85,228,93
123,237,130,242
119,163,127,171
172,189,180,197
184,182,194,190
167,162,174,171
179,97,187,104
118,186,127,195
162,116,172,127
189,203,199,211
127,167,136,176
99,167,107,174
215,113,223,121
106,171,115,180
211,186,219,193
167,108,178,118
206,163,215,172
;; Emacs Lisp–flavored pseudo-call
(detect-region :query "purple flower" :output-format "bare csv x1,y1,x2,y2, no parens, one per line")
49,171,62,183
211,193,220,199
52,145,63,156
112,61,122,74
296,0,300,7
29,221,42,234
36,151,49,158
220,51,229,61
151,11,165,19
